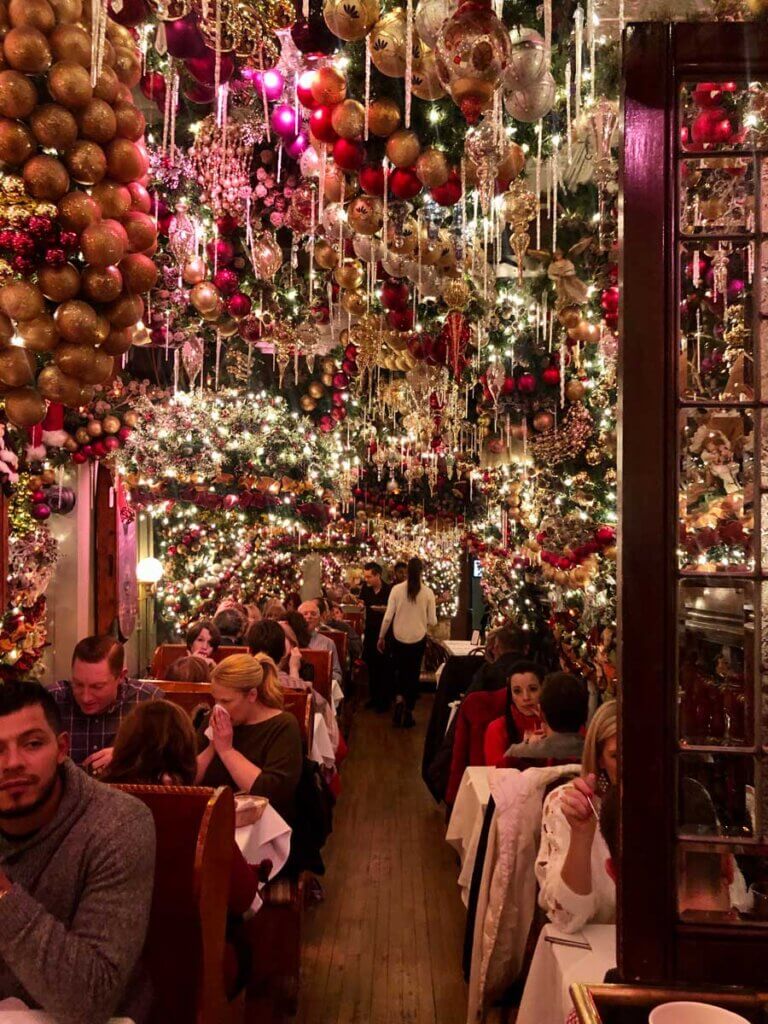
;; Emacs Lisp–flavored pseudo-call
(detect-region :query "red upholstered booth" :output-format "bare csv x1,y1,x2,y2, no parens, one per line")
445,689,507,806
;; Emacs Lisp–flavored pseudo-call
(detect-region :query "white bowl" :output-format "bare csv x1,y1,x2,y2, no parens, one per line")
649,1003,751,1024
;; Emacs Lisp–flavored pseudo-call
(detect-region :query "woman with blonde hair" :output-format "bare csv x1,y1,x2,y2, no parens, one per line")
535,699,618,933
195,653,303,822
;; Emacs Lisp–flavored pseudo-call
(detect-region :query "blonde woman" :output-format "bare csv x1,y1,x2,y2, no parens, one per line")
535,700,618,933
196,653,302,822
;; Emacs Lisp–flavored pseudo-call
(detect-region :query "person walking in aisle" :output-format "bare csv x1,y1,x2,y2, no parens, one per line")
377,557,437,728
359,562,391,712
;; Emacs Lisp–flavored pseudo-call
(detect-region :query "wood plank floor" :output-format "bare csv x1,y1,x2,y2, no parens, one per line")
296,698,468,1024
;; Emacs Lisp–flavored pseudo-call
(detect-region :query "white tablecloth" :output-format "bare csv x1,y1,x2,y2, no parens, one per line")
442,640,477,657
311,712,336,768
0,1000,132,1022
236,804,292,912
516,924,616,1024
445,765,491,906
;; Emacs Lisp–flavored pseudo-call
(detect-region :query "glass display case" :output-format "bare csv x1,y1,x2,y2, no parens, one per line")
622,21,768,989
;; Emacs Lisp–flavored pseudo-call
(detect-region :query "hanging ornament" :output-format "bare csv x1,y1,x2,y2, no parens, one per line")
464,117,501,214
442,277,471,310
501,178,538,281
414,0,458,48
369,8,409,78
167,198,198,266
367,97,402,137
502,28,548,93
434,2,510,123
576,98,619,248
504,71,556,122
269,321,297,386
323,0,380,40
412,45,447,100
347,194,383,235
296,322,321,372
250,231,282,280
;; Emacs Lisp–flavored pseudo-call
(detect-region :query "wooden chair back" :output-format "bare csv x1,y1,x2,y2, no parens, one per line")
342,610,364,635
281,690,314,753
298,648,333,703
324,628,348,670
151,644,249,679
161,682,313,754
111,785,238,1024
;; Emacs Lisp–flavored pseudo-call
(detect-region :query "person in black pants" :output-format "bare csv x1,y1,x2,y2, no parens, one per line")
378,557,437,728
359,562,391,711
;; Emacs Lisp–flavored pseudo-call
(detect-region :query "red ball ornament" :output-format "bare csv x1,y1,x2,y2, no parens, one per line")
333,137,364,171
92,441,107,459
310,106,338,144
502,376,516,394
387,307,414,331
297,70,320,109
381,278,410,311
344,343,358,360
103,436,120,452
601,285,619,313
331,406,346,422
213,268,238,294
240,316,262,342
227,293,252,318
32,502,51,521
207,238,235,265
359,163,386,196
140,71,166,106
118,427,132,441
430,169,462,206
332,371,349,389
332,390,345,407
217,213,239,235
319,414,334,432
72,450,88,464
691,107,732,146
542,366,560,386
342,358,357,374
517,373,536,394
389,167,422,200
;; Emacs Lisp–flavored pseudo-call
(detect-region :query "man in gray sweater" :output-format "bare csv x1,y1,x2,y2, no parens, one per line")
0,679,156,1024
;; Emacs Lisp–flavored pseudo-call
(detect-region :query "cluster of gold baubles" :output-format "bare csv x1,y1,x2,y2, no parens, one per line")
0,0,153,426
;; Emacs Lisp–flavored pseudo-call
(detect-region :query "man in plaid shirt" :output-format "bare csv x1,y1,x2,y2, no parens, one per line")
49,635,164,775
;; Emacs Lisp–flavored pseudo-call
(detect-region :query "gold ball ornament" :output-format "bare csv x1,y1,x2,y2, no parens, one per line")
385,128,420,167
78,348,113,385
100,325,134,355
341,290,366,315
310,65,347,106
574,320,600,345
65,139,107,185
36,365,82,405
3,26,52,74
54,298,99,344
557,304,582,330
190,281,221,314
323,0,380,41
334,259,364,290
314,240,339,270
412,46,446,100
48,60,93,109
331,98,365,139
300,395,317,412
119,253,158,294
415,147,449,187
9,0,55,34
442,277,471,309
182,256,206,285
498,141,526,181
114,103,145,142
565,379,586,403
23,153,70,200
308,380,325,399
17,314,59,351
81,265,122,303
102,414,120,434
49,24,91,66
85,417,102,437
368,9,407,78
366,97,401,137
80,219,128,267
0,69,37,119
0,314,12,344
346,194,383,235
122,211,157,253
533,410,554,432
0,117,34,165
92,65,119,103
76,98,117,143
30,103,77,149
39,262,81,301
90,180,131,218
4,386,46,426
105,138,147,183
127,181,151,213
0,346,35,387
49,0,83,22
112,46,141,88
73,424,90,444
57,189,101,231
0,281,44,320
104,292,142,327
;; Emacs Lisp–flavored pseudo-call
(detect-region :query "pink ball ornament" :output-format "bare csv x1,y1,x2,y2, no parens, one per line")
285,133,309,159
259,69,285,102
32,502,51,521
223,494,240,510
81,444,93,458
319,414,334,432
103,436,120,453
207,238,235,265
164,15,206,59
31,489,45,504
271,104,300,139
227,292,252,318
517,373,536,394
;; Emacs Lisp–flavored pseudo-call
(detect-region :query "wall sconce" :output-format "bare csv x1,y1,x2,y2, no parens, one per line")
136,556,164,595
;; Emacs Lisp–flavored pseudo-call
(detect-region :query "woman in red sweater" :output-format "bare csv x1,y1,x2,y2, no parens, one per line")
483,660,545,768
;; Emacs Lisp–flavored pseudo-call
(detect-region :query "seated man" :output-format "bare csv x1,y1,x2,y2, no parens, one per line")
50,635,163,774
299,600,344,704
0,679,156,1023
504,671,587,766
213,607,246,646
321,599,362,662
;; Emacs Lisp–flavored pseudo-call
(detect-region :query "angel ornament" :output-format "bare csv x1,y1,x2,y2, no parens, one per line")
547,253,590,307
700,431,741,495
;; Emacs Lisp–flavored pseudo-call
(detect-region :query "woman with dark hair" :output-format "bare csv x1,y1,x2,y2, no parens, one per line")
165,655,211,683
284,592,302,613
103,700,260,999
378,556,437,728
483,661,545,767
186,619,221,661
285,610,312,649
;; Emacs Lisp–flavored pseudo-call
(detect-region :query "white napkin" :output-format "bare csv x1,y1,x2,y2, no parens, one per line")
203,703,231,740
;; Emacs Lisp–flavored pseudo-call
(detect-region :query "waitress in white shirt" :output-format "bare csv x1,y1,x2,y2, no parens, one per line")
377,557,437,728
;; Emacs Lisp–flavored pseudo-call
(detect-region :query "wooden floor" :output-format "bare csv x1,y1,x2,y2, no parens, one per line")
296,698,468,1024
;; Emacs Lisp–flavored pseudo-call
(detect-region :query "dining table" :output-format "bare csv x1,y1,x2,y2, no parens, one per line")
235,802,292,912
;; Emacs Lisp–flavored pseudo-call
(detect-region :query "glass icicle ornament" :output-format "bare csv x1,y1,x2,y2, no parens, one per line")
464,117,501,214
501,178,538,281
167,199,198,267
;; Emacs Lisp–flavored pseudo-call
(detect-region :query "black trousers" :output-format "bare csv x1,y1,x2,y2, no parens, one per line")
391,636,426,710
363,635,390,708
